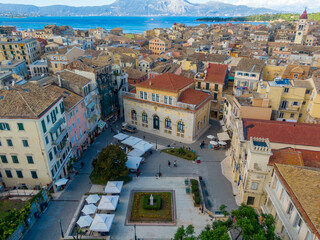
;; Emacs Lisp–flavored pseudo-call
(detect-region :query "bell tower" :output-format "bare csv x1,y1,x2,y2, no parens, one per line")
294,9,308,44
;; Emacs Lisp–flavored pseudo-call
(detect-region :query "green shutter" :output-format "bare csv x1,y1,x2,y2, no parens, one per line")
12,156,19,163
0,124,3,130
60,102,65,114
41,120,47,133
6,123,10,130
18,123,24,131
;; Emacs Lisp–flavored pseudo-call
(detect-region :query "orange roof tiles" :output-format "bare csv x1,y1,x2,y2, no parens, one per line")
268,148,304,166
243,119,320,147
178,88,211,107
136,73,193,93
205,63,228,83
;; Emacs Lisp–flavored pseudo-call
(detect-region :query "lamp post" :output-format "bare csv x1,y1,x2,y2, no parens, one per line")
134,224,137,240
59,219,64,238
156,138,158,150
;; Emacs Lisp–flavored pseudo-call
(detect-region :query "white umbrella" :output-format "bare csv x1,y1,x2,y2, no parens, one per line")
133,141,153,152
90,214,115,232
77,215,93,228
128,148,145,157
113,133,129,141
55,178,68,187
81,204,97,215
104,181,123,194
218,141,227,145
210,141,218,145
126,156,143,170
207,135,215,139
97,195,119,211
86,194,100,204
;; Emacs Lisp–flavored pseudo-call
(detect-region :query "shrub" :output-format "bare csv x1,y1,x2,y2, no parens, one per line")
191,185,199,193
194,191,200,197
190,179,198,186
170,149,175,153
194,196,201,205
143,195,162,210
177,147,186,155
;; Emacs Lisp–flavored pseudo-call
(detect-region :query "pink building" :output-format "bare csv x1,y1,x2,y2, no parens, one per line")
45,84,89,159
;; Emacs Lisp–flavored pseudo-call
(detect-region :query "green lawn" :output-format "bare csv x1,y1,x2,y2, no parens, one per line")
130,192,173,223
161,148,197,160
0,199,26,220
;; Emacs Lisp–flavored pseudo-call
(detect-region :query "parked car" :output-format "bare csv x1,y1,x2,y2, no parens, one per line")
122,123,137,133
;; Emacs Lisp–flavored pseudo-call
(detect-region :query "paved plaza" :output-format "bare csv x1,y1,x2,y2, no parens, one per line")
23,119,238,240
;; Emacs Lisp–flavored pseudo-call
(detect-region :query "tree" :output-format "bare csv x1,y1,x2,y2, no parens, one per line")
91,144,128,183
173,204,279,240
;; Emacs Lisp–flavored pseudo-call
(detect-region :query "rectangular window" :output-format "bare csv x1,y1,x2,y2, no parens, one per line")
144,92,147,100
31,171,38,179
16,170,23,178
247,196,255,205
152,93,155,101
22,140,29,147
286,202,294,215
41,119,47,133
251,182,258,190
197,82,201,88
214,93,218,100
51,111,57,123
76,107,78,113
12,155,19,163
17,123,24,131
214,84,218,91
0,123,10,131
47,115,50,123
72,123,75,129
140,91,143,99
77,118,80,124
69,126,72,132
290,113,295,118
83,112,86,119
284,88,289,93
156,94,159,102
206,83,210,90
1,155,8,163
306,89,311,94
6,139,13,147
169,97,173,105
45,136,49,144
55,107,58,114
27,156,34,164
164,96,168,104
49,151,53,161
5,170,12,178
60,102,65,114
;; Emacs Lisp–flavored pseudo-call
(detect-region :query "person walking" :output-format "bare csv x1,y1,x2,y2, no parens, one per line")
173,160,177,167
80,161,84,169
136,169,141,178
168,160,171,167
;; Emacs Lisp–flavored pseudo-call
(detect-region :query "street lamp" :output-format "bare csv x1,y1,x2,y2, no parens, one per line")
156,138,158,150
59,219,64,238
134,224,137,240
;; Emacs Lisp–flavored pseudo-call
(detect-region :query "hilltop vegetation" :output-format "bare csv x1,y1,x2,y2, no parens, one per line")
197,13,320,22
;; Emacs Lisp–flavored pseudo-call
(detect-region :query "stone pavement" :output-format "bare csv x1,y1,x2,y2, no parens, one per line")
108,177,213,240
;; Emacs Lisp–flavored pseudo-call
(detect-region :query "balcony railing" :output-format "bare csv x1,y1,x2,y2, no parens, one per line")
55,139,70,159
52,128,68,146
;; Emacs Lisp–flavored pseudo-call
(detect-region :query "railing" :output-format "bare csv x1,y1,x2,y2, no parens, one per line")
177,102,197,110
52,128,68,146
55,139,70,159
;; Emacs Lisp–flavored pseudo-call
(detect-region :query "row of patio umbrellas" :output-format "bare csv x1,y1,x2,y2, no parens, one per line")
207,135,226,145
76,214,115,232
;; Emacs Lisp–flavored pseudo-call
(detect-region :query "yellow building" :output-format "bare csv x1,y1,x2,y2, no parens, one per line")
0,39,40,64
0,83,71,191
305,77,320,124
261,78,313,122
149,37,171,55
262,65,286,81
123,73,211,143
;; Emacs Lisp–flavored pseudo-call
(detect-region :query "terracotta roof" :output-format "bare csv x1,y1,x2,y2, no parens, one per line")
275,164,320,238
178,88,211,107
268,148,304,166
42,84,83,111
300,9,308,19
236,58,265,73
296,149,320,169
243,119,320,147
283,64,310,79
0,83,62,118
205,63,228,83
136,73,193,93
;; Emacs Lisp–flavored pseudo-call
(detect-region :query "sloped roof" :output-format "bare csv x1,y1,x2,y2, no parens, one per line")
268,148,304,166
178,88,211,107
243,119,320,147
205,63,228,83
236,58,265,73
136,73,193,93
59,70,91,88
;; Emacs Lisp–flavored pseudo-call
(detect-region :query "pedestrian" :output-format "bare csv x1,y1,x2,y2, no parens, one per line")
75,169,78,175
136,169,140,178
80,161,84,169
168,160,171,167
173,160,177,167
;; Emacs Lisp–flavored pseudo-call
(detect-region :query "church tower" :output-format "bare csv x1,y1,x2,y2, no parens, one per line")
294,9,308,44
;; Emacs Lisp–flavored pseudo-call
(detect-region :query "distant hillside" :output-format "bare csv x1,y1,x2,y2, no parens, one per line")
197,13,320,22
0,0,279,17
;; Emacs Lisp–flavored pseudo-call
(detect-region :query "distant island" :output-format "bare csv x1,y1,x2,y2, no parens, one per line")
196,13,320,22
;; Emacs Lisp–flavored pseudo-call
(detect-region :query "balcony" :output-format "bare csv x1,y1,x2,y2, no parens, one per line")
55,138,70,159
52,128,68,146
265,185,297,240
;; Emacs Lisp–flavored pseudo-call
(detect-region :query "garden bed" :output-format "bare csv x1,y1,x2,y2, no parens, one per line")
0,198,26,220
129,191,173,224
161,147,197,160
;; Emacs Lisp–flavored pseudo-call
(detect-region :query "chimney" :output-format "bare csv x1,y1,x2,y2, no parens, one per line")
58,73,62,87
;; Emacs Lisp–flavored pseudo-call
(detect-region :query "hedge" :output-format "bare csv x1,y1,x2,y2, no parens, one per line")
191,185,199,193
143,195,162,210
194,196,201,205
190,179,198,186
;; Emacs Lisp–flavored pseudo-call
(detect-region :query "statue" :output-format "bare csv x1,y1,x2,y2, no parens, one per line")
150,194,154,206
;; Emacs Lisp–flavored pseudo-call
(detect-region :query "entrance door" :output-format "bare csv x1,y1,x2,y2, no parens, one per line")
153,115,159,130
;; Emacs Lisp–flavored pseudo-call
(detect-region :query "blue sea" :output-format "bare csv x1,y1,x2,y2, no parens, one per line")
0,16,265,33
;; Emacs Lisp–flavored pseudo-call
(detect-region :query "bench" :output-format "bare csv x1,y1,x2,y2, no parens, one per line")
184,178,189,185
204,190,209,196
186,187,190,194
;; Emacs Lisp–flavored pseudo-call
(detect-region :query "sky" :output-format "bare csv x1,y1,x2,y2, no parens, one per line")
0,0,318,12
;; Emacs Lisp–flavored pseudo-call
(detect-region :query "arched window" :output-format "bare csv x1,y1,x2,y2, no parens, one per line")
153,115,160,130
131,110,137,121
165,118,172,130
197,121,200,130
177,121,185,133
142,112,148,123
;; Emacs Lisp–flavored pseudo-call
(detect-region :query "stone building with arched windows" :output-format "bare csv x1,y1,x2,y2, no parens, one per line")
123,73,212,143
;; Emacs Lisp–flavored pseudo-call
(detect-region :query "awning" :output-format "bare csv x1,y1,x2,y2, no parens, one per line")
132,141,153,152
90,214,115,232
114,133,129,141
55,178,68,187
81,204,97,215
217,132,230,141
104,181,123,194
126,156,143,170
97,195,119,211
50,118,65,133
86,194,100,204
121,136,142,147
77,215,93,228
128,148,145,157
98,120,106,129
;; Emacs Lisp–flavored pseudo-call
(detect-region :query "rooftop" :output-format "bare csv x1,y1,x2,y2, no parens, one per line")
275,164,320,238
178,88,211,108
236,58,265,73
243,119,320,147
136,73,193,93
205,63,228,83
59,70,91,88
268,148,304,166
